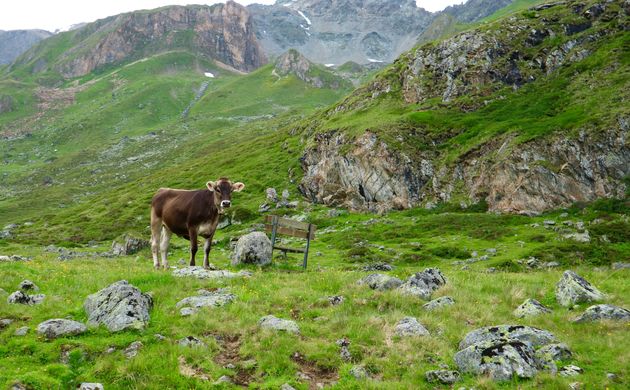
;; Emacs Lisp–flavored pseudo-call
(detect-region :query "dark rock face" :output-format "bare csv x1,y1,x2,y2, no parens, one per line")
17,1,266,78
0,29,52,65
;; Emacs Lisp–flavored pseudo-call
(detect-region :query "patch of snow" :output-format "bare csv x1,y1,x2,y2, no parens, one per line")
204,72,215,78
325,64,335,67
367,58,384,63
296,10,312,26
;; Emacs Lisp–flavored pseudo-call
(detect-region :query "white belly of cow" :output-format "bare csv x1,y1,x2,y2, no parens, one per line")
197,221,218,237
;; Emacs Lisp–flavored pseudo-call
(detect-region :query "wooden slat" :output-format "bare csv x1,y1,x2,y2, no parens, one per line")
265,215,316,232
273,245,306,253
264,224,314,240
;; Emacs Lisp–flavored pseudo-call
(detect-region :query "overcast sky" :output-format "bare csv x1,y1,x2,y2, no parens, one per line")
0,1,464,32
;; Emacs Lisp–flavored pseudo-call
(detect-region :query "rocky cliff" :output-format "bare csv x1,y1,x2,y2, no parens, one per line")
299,0,630,214
274,49,350,88
0,29,52,65
14,1,266,78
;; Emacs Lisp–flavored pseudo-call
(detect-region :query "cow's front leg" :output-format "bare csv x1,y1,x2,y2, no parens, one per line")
189,229,198,266
203,237,213,269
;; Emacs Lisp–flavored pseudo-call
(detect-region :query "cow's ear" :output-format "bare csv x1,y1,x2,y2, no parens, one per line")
206,181,216,191
232,182,245,192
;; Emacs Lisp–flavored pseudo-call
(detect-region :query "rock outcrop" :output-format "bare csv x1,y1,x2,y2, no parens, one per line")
0,29,52,65
84,280,153,332
258,315,300,334
274,49,348,89
299,1,630,213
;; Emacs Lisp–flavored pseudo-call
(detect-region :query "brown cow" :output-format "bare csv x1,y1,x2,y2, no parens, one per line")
150,178,245,269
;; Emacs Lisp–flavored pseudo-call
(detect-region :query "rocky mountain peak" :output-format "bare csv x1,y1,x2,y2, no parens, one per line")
15,1,266,79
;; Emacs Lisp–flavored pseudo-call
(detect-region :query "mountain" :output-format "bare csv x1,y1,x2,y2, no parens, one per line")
0,29,52,65
247,0,539,65
248,0,434,65
9,1,266,81
297,0,630,214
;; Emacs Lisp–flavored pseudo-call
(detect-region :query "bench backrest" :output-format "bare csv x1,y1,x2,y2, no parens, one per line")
264,215,316,240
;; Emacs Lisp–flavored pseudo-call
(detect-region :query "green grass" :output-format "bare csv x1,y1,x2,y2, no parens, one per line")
0,202,628,388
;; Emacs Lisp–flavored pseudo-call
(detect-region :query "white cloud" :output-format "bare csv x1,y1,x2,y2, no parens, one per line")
0,1,464,32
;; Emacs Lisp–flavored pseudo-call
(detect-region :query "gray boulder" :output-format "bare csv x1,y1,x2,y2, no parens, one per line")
79,384,104,390
231,232,272,266
398,268,446,299
573,304,630,322
84,280,153,332
7,290,44,305
258,315,300,334
455,339,539,381
173,266,251,279
176,289,236,309
459,325,557,350
358,273,403,291
425,369,460,384
180,307,199,317
556,271,604,307
513,299,552,318
611,262,630,270
423,296,455,311
36,319,87,339
111,234,149,256
395,317,430,337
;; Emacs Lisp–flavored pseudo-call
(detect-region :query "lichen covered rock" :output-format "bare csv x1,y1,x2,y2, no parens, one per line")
556,271,604,307
84,280,153,332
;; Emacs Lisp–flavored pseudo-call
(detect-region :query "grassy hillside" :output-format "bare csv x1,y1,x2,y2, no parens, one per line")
0,1,628,389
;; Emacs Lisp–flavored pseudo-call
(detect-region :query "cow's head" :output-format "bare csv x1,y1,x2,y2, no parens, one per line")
206,178,245,211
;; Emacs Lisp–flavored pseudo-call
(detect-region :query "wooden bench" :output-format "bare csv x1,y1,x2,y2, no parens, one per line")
264,215,316,269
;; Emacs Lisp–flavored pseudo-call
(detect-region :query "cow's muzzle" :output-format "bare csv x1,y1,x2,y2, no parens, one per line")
221,200,231,208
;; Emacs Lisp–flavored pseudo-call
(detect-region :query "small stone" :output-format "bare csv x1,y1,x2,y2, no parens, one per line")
154,333,166,341
176,290,236,309
14,326,29,336
0,318,13,329
258,315,300,334
425,369,460,385
560,365,583,377
395,317,430,337
178,336,207,348
555,271,604,307
281,384,297,390
124,341,143,358
398,268,447,299
105,347,116,354
513,299,552,318
215,375,232,384
266,188,278,203
606,373,618,382
78,383,104,390
328,295,344,305
544,220,556,226
361,263,394,271
231,232,272,266
612,262,630,270
18,280,38,292
573,304,630,322
349,365,368,379
486,248,497,254
459,325,557,350
423,296,455,311
36,319,87,339
336,338,352,361
7,291,32,305
568,382,582,390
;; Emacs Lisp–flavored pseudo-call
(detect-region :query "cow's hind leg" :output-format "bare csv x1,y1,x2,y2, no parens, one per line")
150,209,162,269
160,226,172,270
